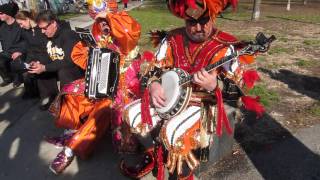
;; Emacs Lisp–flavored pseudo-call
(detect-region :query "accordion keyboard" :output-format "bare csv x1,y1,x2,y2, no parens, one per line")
85,47,119,99
98,53,111,94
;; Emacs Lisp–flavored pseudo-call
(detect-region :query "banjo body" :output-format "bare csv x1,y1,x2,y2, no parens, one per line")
156,68,192,119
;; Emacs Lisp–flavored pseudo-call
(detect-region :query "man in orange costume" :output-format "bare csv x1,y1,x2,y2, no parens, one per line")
47,0,141,174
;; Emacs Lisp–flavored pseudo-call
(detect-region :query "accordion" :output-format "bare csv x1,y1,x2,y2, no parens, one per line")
85,48,120,99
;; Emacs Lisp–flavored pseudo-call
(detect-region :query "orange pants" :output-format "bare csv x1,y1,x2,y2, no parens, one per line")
55,94,112,159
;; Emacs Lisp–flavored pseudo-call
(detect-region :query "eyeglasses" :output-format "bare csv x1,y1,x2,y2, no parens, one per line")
39,22,52,31
186,16,211,26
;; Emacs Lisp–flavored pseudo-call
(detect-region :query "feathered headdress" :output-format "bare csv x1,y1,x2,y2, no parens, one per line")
167,0,238,20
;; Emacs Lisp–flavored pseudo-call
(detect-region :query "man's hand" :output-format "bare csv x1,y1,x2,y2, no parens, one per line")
29,61,37,67
193,69,218,91
149,81,166,108
11,52,22,60
28,61,46,74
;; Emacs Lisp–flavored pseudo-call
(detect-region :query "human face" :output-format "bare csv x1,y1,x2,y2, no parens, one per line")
38,20,57,38
0,12,9,22
185,16,214,43
97,18,110,36
16,18,31,29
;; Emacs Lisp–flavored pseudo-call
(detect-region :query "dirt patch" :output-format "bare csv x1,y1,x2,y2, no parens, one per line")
200,2,320,177
215,2,320,133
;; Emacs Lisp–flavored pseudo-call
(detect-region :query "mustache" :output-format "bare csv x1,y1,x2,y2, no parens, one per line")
194,31,205,34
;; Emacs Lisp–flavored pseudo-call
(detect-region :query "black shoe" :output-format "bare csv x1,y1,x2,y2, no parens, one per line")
0,80,12,87
13,79,22,88
39,96,55,111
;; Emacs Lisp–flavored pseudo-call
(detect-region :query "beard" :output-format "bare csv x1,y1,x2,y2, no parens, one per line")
189,32,207,42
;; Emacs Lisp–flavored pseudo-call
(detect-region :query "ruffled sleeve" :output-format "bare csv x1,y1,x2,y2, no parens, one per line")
71,41,89,70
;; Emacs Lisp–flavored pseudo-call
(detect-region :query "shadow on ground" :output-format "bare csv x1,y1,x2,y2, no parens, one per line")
235,111,320,180
259,68,320,101
201,110,320,180
0,87,129,180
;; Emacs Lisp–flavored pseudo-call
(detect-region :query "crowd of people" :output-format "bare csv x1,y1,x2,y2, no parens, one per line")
0,0,266,179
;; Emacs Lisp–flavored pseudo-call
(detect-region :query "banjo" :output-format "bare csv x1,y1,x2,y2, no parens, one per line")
156,32,276,119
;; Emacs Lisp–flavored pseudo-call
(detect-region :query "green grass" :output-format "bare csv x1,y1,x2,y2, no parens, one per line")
275,15,320,24
249,84,279,107
129,6,184,50
303,39,320,46
295,58,312,67
268,46,291,55
309,102,320,117
58,13,84,20
278,37,289,42
217,3,253,21
235,34,255,41
256,56,267,62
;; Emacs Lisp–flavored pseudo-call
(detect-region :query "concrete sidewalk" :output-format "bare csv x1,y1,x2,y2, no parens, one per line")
67,1,143,30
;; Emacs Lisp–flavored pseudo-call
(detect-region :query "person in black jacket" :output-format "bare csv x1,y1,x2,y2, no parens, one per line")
28,10,83,89
15,10,59,109
0,2,25,87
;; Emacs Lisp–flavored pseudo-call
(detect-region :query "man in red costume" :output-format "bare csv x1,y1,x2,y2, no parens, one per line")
121,0,265,179
45,0,141,174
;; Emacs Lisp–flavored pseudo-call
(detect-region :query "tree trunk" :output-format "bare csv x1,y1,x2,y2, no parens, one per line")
303,0,307,5
251,0,261,21
287,0,291,11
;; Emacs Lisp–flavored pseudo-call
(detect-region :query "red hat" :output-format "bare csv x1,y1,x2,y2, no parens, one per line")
167,0,238,20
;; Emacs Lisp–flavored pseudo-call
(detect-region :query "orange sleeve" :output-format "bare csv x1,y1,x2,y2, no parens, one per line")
107,11,141,55
71,41,89,70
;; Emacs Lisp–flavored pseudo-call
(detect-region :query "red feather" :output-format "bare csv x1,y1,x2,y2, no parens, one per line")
215,87,233,136
142,51,154,62
141,89,153,127
157,146,164,180
241,96,265,118
187,0,196,9
243,70,260,89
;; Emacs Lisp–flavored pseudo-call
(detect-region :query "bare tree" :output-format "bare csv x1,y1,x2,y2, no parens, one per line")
287,0,291,11
251,0,261,21
303,0,307,5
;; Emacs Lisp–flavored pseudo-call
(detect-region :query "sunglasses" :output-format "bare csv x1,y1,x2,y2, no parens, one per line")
39,22,53,31
186,16,211,26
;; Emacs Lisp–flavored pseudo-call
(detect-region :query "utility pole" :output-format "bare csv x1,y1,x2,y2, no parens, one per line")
251,0,261,21
287,0,291,11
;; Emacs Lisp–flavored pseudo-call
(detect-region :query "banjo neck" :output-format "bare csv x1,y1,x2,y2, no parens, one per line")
178,32,276,86
179,53,238,86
